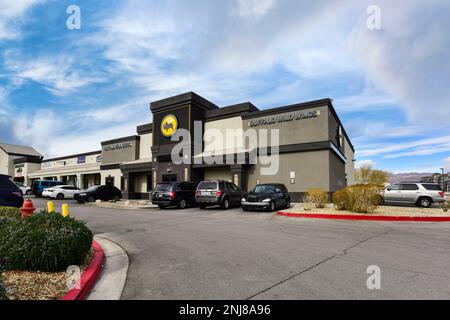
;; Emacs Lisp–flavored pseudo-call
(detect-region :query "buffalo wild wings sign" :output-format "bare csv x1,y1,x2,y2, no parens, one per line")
248,110,320,127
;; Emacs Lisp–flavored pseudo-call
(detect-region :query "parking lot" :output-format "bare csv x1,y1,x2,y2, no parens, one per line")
30,197,450,299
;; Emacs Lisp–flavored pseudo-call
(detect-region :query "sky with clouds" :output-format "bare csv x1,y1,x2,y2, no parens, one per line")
0,0,449,173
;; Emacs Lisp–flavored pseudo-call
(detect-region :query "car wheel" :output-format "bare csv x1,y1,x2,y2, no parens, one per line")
88,196,96,203
56,193,64,200
418,197,432,208
242,206,249,211
26,190,33,196
114,196,120,202
178,199,187,209
221,197,230,210
285,199,291,209
268,201,276,212
159,205,167,209
199,204,206,210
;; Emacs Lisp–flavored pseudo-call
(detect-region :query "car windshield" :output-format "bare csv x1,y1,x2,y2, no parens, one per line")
86,186,100,192
252,185,275,194
198,182,218,190
155,184,173,192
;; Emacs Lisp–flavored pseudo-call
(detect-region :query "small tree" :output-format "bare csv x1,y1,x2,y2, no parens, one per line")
356,165,388,186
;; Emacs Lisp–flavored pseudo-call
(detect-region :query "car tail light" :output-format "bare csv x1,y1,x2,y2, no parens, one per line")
12,191,22,197
196,191,201,197
216,190,223,197
170,192,175,200
439,191,445,197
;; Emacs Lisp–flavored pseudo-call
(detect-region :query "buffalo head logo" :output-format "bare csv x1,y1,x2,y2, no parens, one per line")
161,115,178,137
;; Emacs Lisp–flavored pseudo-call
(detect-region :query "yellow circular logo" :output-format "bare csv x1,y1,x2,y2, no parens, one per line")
161,114,178,137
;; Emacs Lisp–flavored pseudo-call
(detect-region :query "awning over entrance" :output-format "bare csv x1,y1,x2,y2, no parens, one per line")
120,158,153,171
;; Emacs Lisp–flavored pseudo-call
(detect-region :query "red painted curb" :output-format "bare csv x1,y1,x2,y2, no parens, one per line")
277,211,450,222
61,240,105,300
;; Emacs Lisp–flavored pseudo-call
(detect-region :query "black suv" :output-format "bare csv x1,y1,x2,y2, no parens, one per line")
74,185,122,203
0,174,24,208
195,180,244,210
152,182,197,209
241,184,291,212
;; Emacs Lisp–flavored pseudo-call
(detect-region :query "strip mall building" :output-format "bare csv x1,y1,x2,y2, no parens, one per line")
11,92,355,202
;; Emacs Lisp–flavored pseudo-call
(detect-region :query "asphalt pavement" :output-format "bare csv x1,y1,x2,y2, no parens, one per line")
30,197,450,300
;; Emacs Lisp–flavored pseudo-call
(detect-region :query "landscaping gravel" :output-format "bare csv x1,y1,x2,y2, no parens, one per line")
282,203,450,217
1,250,93,300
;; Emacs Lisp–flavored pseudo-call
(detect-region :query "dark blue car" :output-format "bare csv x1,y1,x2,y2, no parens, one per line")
0,174,24,208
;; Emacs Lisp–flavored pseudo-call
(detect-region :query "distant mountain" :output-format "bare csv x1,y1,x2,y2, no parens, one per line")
388,172,432,183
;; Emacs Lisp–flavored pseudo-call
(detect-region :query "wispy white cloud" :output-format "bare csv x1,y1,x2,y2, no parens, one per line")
0,0,43,39
1,0,449,170
237,0,275,18
3,51,103,96
444,157,450,171
8,98,150,158
348,0,450,123
357,135,450,158
355,159,376,169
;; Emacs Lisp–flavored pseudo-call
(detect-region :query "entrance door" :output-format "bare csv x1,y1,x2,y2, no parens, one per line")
162,174,177,182
106,176,115,187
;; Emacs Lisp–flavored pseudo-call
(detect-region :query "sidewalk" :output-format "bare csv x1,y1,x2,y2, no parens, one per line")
85,199,157,210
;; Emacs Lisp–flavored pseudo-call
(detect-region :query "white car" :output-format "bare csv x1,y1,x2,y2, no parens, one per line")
15,182,32,196
42,185,81,200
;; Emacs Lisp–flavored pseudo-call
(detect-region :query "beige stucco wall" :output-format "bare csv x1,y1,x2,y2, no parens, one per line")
0,150,9,176
204,116,244,154
41,153,101,170
15,162,41,186
139,133,153,159
203,167,232,182
247,150,331,192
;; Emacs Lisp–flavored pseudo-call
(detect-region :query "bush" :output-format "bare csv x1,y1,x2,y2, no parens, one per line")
332,188,348,211
0,279,7,300
0,211,93,272
306,188,328,208
0,207,21,220
332,184,382,213
441,202,450,213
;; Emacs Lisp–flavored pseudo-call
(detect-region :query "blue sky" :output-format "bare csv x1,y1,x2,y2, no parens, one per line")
0,0,449,174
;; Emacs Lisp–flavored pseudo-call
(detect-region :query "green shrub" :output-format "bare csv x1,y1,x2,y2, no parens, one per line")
332,184,381,213
0,207,21,220
0,211,93,272
441,202,450,213
306,188,328,208
0,279,7,300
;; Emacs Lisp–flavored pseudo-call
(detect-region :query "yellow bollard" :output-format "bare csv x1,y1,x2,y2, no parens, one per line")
62,204,69,217
47,201,54,213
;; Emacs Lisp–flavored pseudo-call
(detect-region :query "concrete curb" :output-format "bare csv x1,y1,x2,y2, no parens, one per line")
86,235,129,300
61,240,104,300
277,211,450,222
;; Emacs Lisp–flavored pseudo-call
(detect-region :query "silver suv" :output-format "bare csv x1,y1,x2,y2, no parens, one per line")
383,183,446,208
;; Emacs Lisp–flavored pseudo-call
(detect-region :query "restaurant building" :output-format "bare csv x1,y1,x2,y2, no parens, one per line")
14,92,355,202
